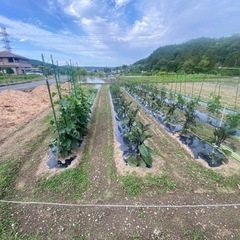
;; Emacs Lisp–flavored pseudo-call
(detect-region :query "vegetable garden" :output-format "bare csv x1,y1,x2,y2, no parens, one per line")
121,80,240,167
1,72,240,239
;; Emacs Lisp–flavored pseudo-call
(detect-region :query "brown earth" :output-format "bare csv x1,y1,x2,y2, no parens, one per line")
0,83,69,139
0,85,240,239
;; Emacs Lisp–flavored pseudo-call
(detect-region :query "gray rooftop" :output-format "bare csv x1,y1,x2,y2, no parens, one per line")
0,51,29,60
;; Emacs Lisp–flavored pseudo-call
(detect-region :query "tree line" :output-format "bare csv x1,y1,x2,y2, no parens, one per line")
130,35,240,75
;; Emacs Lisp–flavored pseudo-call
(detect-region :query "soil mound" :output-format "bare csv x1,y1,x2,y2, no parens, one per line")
0,83,69,132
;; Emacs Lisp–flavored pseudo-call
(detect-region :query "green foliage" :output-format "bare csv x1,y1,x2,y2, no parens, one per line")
50,86,95,156
130,35,240,74
5,67,14,74
182,99,198,134
226,113,240,129
0,161,19,198
121,174,144,196
207,93,222,115
184,228,207,240
213,126,231,145
122,107,139,129
126,121,153,167
121,173,175,196
145,174,175,191
110,82,153,168
39,165,88,198
213,113,240,145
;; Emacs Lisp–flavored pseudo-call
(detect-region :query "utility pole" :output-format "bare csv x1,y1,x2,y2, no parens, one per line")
0,26,12,52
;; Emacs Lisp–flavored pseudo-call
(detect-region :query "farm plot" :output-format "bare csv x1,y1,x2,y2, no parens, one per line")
0,85,240,239
159,80,240,112
123,81,240,166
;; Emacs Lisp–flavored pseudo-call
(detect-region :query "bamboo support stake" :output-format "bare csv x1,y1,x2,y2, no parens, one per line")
42,54,60,156
191,81,194,98
198,82,204,101
51,55,62,100
234,84,239,111
219,104,226,127
218,79,221,96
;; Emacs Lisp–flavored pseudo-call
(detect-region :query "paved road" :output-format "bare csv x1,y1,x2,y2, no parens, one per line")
0,76,68,92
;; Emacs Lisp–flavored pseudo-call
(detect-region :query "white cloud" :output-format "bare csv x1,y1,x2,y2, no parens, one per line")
0,15,114,65
56,0,169,49
115,0,132,7
2,0,238,66
59,0,95,18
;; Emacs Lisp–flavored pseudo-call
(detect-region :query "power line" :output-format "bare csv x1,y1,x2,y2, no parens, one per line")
0,26,12,52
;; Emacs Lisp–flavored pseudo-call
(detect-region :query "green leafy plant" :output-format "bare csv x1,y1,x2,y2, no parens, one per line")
122,107,139,129
213,113,240,146
177,93,186,109
126,121,153,167
50,86,94,156
182,99,198,134
207,93,222,115
164,101,180,124
213,126,231,146
156,87,167,109
226,113,240,129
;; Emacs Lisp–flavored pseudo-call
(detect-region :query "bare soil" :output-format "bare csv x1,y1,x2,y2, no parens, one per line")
0,83,69,139
1,85,240,239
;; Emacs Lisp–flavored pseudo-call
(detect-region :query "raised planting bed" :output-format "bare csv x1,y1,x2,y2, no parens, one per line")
46,84,99,169
109,83,153,168
123,82,240,167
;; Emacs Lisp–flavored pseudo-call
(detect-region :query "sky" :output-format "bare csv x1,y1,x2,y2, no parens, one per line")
0,0,239,66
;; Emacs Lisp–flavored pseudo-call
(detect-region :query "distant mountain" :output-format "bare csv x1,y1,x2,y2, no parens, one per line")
29,59,45,67
131,35,240,74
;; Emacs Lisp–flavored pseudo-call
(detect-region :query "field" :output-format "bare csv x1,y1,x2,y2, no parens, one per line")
0,78,240,239
121,75,240,111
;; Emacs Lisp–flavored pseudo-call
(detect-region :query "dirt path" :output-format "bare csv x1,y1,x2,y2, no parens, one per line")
81,85,123,202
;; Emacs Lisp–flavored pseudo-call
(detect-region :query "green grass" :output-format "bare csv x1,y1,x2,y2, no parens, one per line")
120,73,228,84
145,174,175,192
0,74,43,84
187,162,240,190
184,228,207,240
39,156,89,200
0,202,43,239
0,160,19,199
121,174,144,196
121,173,175,196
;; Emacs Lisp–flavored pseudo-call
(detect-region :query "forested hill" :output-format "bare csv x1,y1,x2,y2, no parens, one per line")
132,35,240,74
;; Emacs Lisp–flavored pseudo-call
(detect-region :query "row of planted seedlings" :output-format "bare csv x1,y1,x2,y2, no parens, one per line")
109,83,153,168
43,55,98,168
123,81,240,167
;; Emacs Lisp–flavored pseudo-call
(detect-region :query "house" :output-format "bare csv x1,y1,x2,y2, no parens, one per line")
0,51,33,75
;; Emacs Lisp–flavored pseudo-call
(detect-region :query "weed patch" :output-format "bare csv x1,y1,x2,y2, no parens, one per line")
187,162,240,190
39,163,88,199
121,173,175,196
121,174,144,196
0,161,19,198
145,174,175,192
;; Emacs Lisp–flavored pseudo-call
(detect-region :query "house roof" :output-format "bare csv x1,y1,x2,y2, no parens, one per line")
0,51,29,60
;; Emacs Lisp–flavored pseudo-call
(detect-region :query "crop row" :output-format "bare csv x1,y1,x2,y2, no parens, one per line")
110,83,153,168
122,81,240,166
